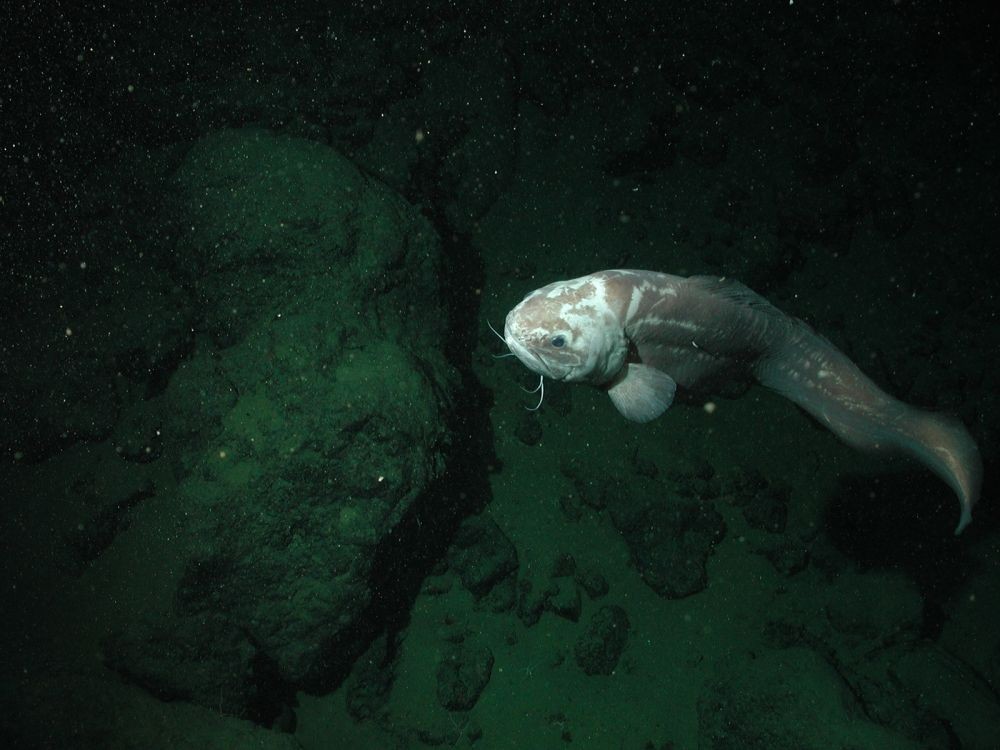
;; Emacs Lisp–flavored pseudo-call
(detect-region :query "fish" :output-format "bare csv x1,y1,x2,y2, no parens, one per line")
502,269,982,534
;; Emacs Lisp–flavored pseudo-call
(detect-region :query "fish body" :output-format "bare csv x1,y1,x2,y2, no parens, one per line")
503,269,982,534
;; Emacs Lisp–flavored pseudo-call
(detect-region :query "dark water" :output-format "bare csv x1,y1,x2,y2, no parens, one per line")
2,2,997,748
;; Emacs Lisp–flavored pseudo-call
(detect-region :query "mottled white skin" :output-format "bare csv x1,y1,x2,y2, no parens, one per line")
504,269,982,534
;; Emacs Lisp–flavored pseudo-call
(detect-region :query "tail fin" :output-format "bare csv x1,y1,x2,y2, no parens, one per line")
756,325,982,534
896,409,982,534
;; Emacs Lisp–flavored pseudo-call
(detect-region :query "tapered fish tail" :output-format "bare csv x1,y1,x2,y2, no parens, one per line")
894,408,981,534
756,325,982,534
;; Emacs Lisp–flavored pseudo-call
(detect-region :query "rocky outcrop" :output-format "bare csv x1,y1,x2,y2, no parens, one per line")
102,128,458,717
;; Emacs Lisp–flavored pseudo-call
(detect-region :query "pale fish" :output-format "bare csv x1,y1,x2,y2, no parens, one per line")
502,269,982,534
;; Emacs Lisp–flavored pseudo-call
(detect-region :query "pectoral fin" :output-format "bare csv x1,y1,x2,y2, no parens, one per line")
607,364,677,423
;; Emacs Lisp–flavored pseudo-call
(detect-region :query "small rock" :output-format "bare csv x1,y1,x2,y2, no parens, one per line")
616,498,727,599
546,580,582,622
762,543,810,576
514,413,543,445
345,635,396,721
574,605,630,676
575,568,610,599
517,579,549,628
436,642,494,711
725,467,789,532
550,553,577,578
477,574,517,614
448,514,519,599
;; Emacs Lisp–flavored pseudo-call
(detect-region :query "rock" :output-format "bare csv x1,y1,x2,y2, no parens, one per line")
561,457,623,510
725,467,789,533
575,568,610,600
614,492,726,599
558,493,585,521
698,647,925,750
846,658,952,750
477,575,518,614
345,635,397,722
941,566,1000,694
574,605,630,676
892,644,1000,750
421,576,453,596
546,580,582,622
103,611,265,718
825,571,922,642
0,667,301,750
153,346,237,461
564,467,726,599
448,513,519,599
60,482,155,575
517,579,551,628
436,643,495,711
761,593,948,747
762,542,810,576
736,484,789,534
550,553,577,578
514,413,543,445
101,129,457,717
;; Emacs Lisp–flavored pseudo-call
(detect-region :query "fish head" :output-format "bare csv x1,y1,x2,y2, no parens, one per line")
503,277,627,385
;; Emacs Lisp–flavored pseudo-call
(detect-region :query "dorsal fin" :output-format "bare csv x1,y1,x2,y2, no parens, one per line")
686,275,830,346
686,275,778,313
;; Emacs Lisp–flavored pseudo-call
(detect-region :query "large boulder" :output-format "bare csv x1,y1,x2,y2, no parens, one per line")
103,129,457,716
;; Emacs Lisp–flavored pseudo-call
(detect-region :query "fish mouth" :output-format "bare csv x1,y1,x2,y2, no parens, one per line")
504,322,554,379
526,348,554,378
509,338,552,378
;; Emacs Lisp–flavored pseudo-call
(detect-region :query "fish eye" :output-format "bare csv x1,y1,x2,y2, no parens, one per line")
551,335,566,348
